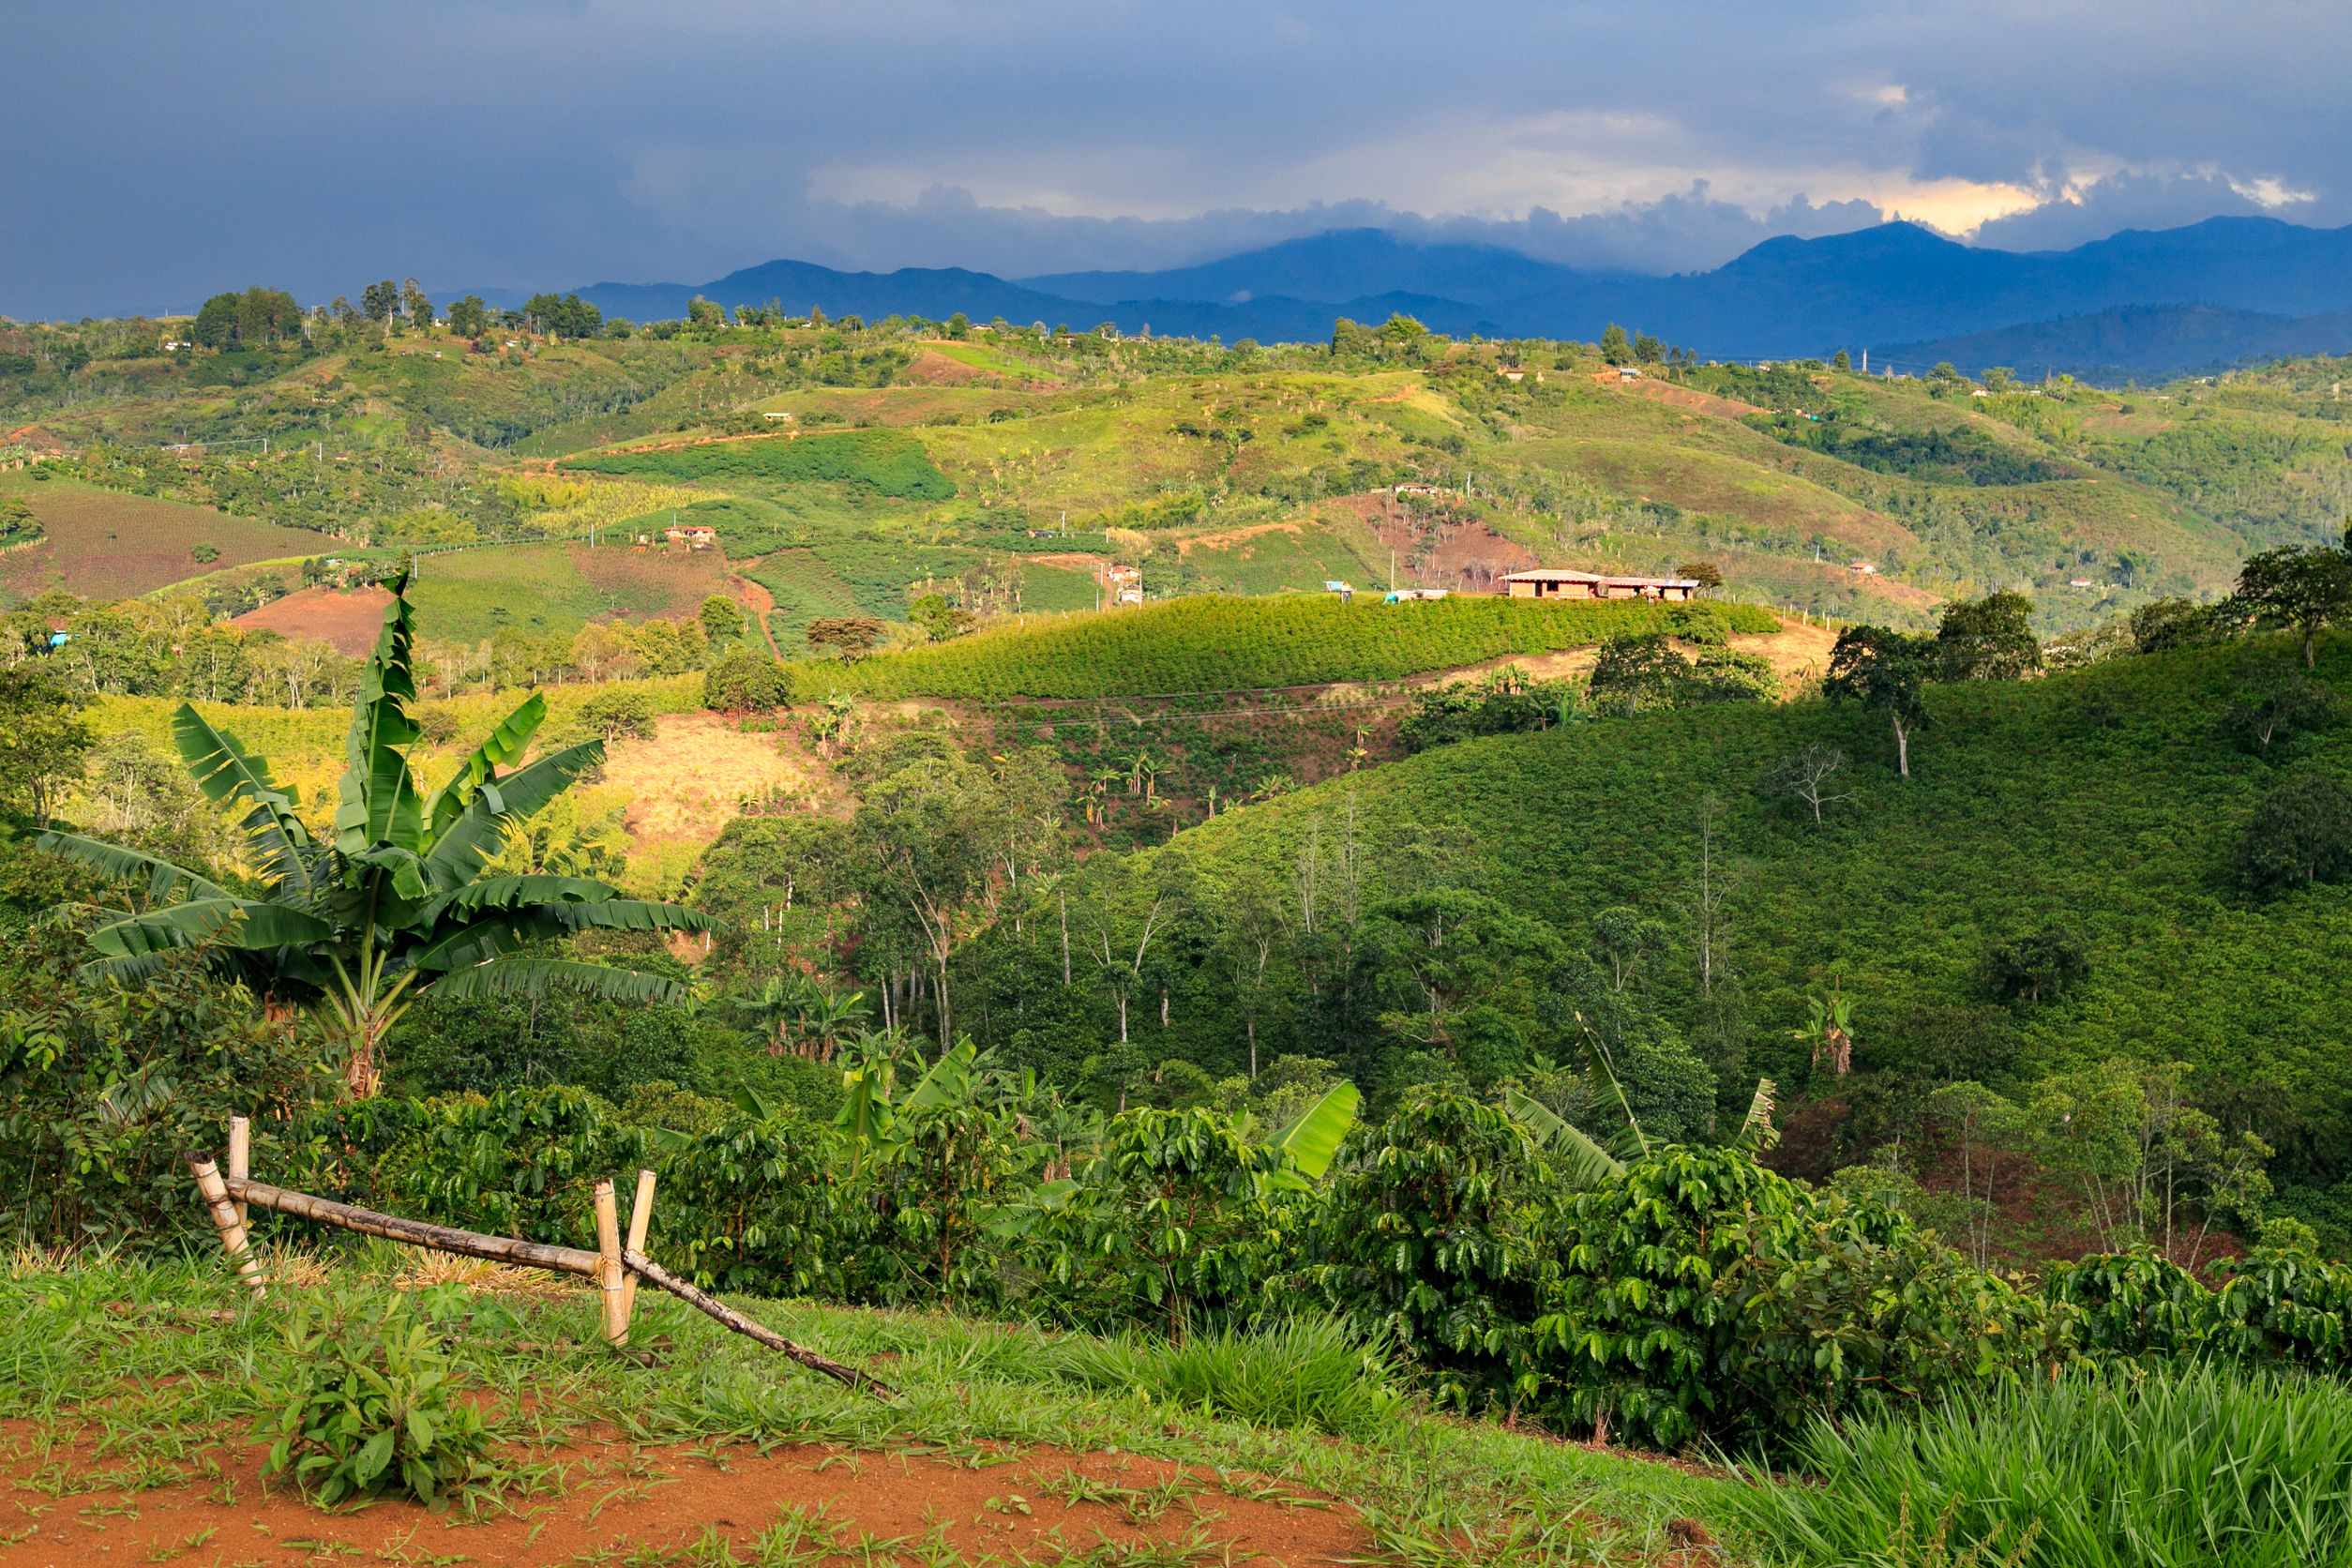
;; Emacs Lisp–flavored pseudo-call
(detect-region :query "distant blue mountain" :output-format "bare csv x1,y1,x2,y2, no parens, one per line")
1882,303,2352,384
555,216,2352,376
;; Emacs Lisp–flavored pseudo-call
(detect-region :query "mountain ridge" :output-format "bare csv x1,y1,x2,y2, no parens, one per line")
540,216,2352,378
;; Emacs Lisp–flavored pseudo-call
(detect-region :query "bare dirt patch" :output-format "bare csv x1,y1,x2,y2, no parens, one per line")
231,585,392,656
0,1427,1367,1568
731,572,785,656
601,713,827,847
1588,371,1763,419
903,349,994,386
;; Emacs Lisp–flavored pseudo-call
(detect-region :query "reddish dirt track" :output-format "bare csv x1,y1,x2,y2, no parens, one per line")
231,585,393,656
0,1425,1368,1568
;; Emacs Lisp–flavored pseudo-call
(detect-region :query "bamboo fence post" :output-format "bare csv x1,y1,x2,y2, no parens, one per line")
593,1179,627,1348
187,1154,267,1298
619,1168,655,1334
227,1116,250,1230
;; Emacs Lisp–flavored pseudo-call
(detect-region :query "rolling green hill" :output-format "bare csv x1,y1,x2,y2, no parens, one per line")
783,592,1779,700
1129,628,2352,1232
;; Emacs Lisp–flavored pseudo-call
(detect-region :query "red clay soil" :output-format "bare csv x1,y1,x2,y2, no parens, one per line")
1586,370,1764,420
231,585,393,656
902,349,997,386
731,572,785,656
0,1425,1369,1568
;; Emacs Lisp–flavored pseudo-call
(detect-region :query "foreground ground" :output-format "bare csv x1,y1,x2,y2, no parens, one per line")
0,1253,1736,1568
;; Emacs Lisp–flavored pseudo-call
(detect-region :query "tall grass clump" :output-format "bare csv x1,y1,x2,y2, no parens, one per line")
1726,1363,2352,1567
1046,1315,1406,1437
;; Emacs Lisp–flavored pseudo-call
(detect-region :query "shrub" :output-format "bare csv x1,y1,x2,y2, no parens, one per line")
253,1288,502,1510
1534,1144,2049,1451
702,646,790,712
1307,1092,1559,1413
1036,1106,1289,1334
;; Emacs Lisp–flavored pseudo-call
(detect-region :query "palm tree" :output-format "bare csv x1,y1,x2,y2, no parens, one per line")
40,576,711,1095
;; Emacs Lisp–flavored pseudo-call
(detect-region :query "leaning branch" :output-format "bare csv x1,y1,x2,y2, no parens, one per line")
625,1248,894,1395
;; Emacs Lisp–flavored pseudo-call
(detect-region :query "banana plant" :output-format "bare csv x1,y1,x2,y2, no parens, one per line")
1501,1087,1627,1189
40,574,711,1096
1264,1081,1360,1190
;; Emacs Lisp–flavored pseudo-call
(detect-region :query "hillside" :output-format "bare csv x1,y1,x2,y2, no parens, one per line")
9,307,2352,653
783,593,1781,701
1124,630,2352,1236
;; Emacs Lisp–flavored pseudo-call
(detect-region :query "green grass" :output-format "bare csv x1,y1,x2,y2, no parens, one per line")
0,1252,1732,1564
1723,1364,2352,1566
1177,519,1389,596
561,429,957,500
1021,562,1100,613
1042,1316,1406,1438
788,594,1779,700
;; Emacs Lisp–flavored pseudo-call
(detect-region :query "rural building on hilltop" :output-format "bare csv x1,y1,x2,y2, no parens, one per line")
1499,567,1700,602
665,524,718,549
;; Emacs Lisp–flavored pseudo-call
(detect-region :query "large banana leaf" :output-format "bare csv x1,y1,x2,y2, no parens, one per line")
414,875,619,925
1502,1087,1626,1189
1733,1078,1779,1154
902,1040,979,1110
335,585,424,855
421,741,603,892
420,691,546,843
85,898,337,958
36,831,232,904
170,705,311,889
1271,1082,1360,1182
406,898,709,972
425,955,688,1003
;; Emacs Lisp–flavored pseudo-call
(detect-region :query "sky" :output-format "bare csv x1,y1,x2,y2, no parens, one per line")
4,0,2344,318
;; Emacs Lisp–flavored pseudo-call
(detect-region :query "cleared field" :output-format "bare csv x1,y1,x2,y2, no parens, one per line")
0,475,324,601
407,539,730,641
229,583,392,654
1178,517,1388,596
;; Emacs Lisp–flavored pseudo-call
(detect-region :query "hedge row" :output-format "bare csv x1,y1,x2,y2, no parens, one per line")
779,595,1782,701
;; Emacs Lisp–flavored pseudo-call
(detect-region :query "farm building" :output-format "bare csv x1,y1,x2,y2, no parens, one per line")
665,525,718,549
1499,568,1700,602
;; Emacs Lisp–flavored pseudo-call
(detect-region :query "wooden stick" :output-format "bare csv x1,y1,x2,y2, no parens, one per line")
593,1179,626,1348
623,1247,894,1396
619,1169,655,1334
227,1117,250,1230
187,1155,267,1298
212,1168,890,1391
223,1175,602,1276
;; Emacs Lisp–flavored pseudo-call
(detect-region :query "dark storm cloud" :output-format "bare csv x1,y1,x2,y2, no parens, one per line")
2,0,2342,317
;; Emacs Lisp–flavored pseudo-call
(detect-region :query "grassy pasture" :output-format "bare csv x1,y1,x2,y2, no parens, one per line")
0,474,326,602
407,540,730,641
